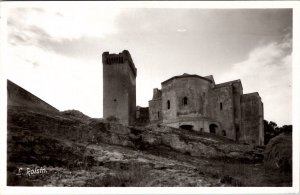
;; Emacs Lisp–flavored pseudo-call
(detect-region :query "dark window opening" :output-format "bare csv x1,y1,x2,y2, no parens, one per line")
183,96,188,106
167,100,170,109
180,125,194,131
157,111,160,119
222,130,226,136
209,124,218,134
235,125,240,141
113,99,117,102
220,102,223,110
200,128,203,132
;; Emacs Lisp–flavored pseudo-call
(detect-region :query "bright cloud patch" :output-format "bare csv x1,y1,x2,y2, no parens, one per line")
219,31,292,126
8,6,120,40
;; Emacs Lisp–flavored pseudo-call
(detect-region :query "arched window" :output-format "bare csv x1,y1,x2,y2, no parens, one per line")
183,96,188,106
167,100,170,109
220,102,223,110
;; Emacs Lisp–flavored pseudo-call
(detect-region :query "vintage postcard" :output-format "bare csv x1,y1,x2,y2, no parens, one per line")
0,1,299,194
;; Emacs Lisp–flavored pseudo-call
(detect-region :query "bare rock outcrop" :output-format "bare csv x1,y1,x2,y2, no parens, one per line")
7,107,264,163
7,107,291,187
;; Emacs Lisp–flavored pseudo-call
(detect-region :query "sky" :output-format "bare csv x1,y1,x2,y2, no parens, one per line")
2,3,293,126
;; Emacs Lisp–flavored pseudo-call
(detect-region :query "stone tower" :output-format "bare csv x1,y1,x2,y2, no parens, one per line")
102,50,137,125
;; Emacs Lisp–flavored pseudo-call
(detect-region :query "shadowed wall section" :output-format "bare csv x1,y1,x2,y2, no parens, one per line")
7,80,59,113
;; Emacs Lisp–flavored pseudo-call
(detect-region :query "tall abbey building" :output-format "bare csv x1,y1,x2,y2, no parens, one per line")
102,50,264,145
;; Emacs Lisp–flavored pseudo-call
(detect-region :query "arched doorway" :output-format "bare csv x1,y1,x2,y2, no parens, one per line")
209,124,218,134
180,125,194,131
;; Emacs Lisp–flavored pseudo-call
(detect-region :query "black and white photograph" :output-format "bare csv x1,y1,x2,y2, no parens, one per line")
0,1,299,194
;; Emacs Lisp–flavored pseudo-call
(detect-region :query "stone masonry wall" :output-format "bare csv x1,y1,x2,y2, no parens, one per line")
240,93,264,145
161,77,211,125
149,99,162,123
232,82,243,141
209,85,235,140
102,51,136,126
149,88,162,123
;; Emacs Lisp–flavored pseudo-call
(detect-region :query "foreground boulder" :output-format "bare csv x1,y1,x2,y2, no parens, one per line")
264,131,292,172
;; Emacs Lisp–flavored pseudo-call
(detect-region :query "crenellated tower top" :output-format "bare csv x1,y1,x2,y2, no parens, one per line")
102,50,137,77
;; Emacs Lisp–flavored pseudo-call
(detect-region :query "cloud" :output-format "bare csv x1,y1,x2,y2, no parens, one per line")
24,59,40,68
8,23,120,60
7,6,124,59
218,30,292,126
8,10,56,47
8,6,121,40
177,29,187,33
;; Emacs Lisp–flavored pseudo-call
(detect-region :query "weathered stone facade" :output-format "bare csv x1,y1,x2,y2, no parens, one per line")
102,50,264,145
102,50,137,126
149,73,264,145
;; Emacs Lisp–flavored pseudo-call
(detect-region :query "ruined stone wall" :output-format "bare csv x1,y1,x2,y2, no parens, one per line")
209,85,235,139
240,93,264,145
7,80,59,113
149,88,162,123
102,51,136,126
149,99,162,122
135,106,150,126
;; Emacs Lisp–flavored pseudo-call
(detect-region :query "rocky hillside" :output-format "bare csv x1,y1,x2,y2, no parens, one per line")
7,106,291,187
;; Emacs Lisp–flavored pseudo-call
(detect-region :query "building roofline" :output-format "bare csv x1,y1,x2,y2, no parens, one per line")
242,92,260,97
102,50,137,77
161,74,213,85
214,79,242,89
204,75,215,84
149,97,162,102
